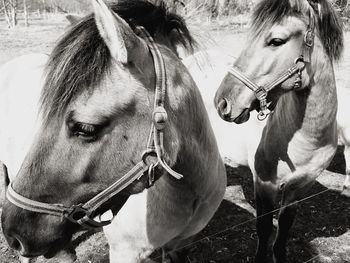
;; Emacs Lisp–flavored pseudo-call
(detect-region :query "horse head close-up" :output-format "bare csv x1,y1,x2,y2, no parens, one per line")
215,0,343,124
1,0,226,261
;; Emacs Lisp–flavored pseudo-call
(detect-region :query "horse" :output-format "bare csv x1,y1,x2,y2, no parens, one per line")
213,0,343,262
0,1,227,262
184,49,266,170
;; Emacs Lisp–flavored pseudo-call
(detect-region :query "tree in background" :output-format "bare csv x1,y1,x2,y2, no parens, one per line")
164,0,254,18
23,0,28,26
2,0,18,28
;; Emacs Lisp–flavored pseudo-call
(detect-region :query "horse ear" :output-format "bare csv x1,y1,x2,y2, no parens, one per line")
65,14,83,26
288,0,309,11
92,0,135,64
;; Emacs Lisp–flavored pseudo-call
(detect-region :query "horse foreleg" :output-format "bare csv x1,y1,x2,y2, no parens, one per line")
255,184,275,263
162,249,189,263
272,179,313,263
272,201,298,263
161,236,194,263
343,145,350,190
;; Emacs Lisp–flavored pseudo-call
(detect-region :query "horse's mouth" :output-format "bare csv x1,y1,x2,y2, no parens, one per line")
233,108,251,124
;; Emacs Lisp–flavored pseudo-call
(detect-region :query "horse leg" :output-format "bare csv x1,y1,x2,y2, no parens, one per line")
272,198,298,263
255,184,276,263
343,145,350,190
272,181,313,263
161,237,194,263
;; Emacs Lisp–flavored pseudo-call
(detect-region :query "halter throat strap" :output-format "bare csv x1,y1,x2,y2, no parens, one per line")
6,26,183,229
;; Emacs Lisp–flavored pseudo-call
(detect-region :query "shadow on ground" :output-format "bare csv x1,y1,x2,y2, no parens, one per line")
167,160,350,263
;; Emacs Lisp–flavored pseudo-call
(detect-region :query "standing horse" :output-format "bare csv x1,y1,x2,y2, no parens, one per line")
1,1,226,262
214,0,342,262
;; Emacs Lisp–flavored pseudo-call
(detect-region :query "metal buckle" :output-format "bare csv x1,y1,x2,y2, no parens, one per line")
64,204,90,224
257,108,271,121
148,163,156,187
304,28,314,47
255,87,267,100
141,149,157,165
294,56,304,65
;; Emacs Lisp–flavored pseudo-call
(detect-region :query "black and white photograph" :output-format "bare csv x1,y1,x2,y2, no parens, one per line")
0,0,349,262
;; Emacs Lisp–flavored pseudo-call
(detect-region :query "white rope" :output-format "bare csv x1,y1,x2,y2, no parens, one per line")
303,254,320,263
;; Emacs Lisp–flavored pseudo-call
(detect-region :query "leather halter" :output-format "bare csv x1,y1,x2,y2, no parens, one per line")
6,26,183,229
228,11,315,121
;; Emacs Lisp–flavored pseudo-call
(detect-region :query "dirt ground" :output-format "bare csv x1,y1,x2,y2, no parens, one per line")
0,18,349,263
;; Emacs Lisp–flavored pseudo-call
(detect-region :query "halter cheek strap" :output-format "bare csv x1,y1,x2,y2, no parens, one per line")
228,11,315,121
6,26,183,230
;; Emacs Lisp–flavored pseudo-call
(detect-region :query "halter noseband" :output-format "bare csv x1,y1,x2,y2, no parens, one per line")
6,26,183,229
228,11,315,121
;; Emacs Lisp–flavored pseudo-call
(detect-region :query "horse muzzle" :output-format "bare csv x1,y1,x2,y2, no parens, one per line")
216,98,251,123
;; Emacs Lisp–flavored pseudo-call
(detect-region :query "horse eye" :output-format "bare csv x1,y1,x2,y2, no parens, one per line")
268,38,286,47
68,122,100,141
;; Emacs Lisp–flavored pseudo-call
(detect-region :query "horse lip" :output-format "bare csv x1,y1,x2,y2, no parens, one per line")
19,251,42,258
44,246,63,259
233,108,250,124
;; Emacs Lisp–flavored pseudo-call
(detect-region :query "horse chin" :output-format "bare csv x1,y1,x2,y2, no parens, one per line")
233,108,251,124
42,232,74,259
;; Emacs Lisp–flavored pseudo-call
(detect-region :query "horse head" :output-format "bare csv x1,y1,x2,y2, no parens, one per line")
1,0,196,258
214,0,343,123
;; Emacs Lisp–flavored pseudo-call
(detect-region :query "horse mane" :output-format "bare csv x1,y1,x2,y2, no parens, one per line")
41,0,196,123
251,0,343,61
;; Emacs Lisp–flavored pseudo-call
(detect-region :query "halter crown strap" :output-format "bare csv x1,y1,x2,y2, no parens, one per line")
136,26,183,180
6,26,183,229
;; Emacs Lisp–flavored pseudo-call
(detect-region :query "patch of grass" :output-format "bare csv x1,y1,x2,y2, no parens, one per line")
0,17,67,65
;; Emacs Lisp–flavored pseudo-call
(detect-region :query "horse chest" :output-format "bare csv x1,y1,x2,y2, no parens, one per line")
255,129,336,184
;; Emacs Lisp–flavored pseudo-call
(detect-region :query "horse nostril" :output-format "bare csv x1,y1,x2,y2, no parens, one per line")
217,98,232,117
9,235,22,251
6,232,26,252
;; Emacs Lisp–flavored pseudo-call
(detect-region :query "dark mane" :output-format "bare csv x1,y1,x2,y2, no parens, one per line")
252,0,343,61
40,0,195,123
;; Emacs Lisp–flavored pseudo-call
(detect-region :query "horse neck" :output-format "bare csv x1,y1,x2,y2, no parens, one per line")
162,54,221,192
301,59,337,139
270,52,337,144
